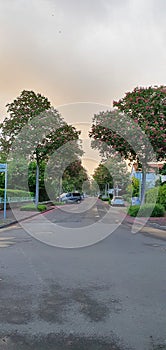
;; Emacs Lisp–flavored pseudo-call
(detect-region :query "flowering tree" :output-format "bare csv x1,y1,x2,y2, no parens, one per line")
90,86,166,204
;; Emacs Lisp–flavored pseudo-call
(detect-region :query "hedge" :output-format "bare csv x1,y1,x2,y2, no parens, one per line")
101,197,110,202
20,204,47,212
128,204,165,217
0,188,34,198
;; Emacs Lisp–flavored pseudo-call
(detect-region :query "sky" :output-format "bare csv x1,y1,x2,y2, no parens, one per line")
0,0,166,175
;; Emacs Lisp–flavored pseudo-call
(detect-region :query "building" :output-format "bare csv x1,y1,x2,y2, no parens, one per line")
131,162,165,190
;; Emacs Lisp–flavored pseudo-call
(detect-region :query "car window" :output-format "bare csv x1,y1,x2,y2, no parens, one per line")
114,199,124,203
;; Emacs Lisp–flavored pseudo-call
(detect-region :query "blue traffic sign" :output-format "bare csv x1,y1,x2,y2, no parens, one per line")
0,163,7,218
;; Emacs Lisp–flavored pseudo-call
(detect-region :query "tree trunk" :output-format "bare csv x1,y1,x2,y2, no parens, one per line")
59,176,62,202
141,168,146,205
105,183,107,196
35,163,39,207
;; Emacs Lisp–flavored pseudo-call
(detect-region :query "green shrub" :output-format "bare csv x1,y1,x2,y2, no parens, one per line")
158,184,166,210
20,203,47,212
145,187,159,204
128,204,165,217
53,201,65,206
101,197,110,201
37,204,47,212
20,203,37,211
146,184,166,210
128,205,140,217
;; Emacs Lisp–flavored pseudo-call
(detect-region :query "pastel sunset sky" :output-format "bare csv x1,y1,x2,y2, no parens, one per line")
0,0,165,174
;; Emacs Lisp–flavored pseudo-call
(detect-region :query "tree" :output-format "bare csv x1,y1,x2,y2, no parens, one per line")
92,164,113,194
0,90,83,204
0,90,51,156
160,163,166,175
62,160,88,193
0,90,51,205
93,155,130,196
90,86,166,204
89,179,100,196
104,155,130,195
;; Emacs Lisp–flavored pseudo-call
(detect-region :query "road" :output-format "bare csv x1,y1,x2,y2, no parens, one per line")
0,198,166,350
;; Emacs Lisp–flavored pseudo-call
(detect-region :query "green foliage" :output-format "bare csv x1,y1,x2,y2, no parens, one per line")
92,156,130,194
90,85,166,204
53,201,65,206
128,205,140,217
160,163,166,175
155,179,162,187
123,177,140,203
62,160,88,193
131,177,140,197
93,164,113,192
37,204,47,212
106,156,130,191
0,173,5,189
88,179,100,196
7,157,29,190
0,90,83,205
0,188,33,199
28,160,49,201
113,86,166,161
20,203,37,211
145,187,159,205
128,204,165,217
101,197,110,202
20,203,47,211
0,90,51,155
145,184,166,210
158,184,166,209
0,155,7,188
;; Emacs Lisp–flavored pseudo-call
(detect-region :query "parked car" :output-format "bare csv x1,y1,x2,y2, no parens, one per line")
98,194,109,200
60,192,82,203
111,196,125,207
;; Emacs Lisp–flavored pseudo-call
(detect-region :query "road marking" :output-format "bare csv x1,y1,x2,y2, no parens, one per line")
0,237,15,240
0,224,20,233
0,236,16,248
0,242,15,248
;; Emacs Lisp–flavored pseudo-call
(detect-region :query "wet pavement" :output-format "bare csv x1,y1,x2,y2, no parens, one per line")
0,199,166,349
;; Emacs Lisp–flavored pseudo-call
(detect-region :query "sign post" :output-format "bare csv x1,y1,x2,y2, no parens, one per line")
0,164,7,219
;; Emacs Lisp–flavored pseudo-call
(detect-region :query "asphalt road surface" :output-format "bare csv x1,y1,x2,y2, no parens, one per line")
0,198,166,350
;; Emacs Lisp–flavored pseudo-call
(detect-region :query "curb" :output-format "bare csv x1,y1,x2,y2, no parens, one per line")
122,217,166,241
123,216,166,232
0,202,82,230
0,206,58,230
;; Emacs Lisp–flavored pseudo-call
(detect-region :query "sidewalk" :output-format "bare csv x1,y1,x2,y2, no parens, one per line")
123,214,166,231
0,205,56,229
123,214,166,240
0,207,42,228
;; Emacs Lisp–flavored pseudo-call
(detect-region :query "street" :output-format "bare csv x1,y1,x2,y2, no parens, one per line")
0,198,166,350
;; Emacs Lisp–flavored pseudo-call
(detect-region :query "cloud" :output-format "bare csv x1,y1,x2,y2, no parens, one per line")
0,0,166,120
